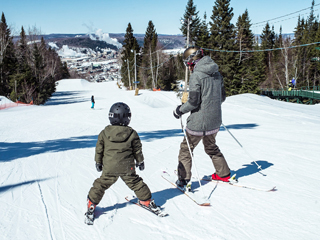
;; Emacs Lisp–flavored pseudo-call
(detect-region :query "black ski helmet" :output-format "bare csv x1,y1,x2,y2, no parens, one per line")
108,102,131,126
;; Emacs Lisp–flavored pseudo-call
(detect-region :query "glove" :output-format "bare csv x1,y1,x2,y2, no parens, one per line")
96,163,103,172
181,92,189,104
173,105,183,119
136,161,145,171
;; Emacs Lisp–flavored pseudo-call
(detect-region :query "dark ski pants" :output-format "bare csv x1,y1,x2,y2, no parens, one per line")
178,131,230,181
88,172,152,205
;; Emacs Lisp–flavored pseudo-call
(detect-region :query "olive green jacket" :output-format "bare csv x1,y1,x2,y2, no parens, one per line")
95,125,144,175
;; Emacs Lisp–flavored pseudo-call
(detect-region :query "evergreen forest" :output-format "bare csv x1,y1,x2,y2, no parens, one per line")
0,13,70,105
2,0,320,103
120,0,320,96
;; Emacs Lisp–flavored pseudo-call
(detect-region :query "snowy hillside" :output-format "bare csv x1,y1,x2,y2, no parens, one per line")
1,79,320,240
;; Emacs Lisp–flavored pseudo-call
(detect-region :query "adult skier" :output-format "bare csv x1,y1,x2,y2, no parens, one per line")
85,102,160,224
288,80,294,91
173,46,231,190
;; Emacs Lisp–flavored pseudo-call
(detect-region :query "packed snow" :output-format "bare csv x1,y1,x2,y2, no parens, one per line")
1,79,320,240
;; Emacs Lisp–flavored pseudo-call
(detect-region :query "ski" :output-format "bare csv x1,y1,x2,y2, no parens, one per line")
202,175,277,192
84,211,94,225
125,196,168,217
161,171,210,206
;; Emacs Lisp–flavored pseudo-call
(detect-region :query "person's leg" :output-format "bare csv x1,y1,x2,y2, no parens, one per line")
177,132,202,181
121,174,152,201
203,133,230,178
88,173,119,205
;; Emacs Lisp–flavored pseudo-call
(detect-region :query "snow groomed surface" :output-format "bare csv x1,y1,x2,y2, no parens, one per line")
1,79,320,239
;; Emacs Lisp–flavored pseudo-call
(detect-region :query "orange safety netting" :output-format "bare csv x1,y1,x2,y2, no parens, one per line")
0,101,33,110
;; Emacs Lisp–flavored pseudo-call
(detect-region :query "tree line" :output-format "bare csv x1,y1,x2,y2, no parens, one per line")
0,13,70,104
120,0,320,96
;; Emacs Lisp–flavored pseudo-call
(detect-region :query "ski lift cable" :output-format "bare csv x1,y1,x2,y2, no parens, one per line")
201,41,320,53
251,3,320,26
251,8,320,30
214,7,320,34
138,4,319,55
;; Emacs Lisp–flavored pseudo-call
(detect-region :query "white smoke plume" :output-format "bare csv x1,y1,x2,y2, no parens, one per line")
89,29,122,49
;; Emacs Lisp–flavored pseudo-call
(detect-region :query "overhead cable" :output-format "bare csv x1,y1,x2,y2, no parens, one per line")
202,41,320,53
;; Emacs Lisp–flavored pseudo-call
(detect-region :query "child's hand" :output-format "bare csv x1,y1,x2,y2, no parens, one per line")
96,163,103,172
136,161,145,171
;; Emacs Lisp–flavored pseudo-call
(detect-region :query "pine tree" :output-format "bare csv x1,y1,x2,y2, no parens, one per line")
120,23,140,88
293,16,306,87
209,0,237,96
2,37,17,96
273,26,294,89
180,0,201,46
158,55,177,91
252,38,266,91
0,12,11,92
292,0,319,88
1,15,68,104
195,12,210,51
141,20,158,88
260,22,276,88
9,26,34,102
0,12,17,96
234,9,259,94
306,0,319,86
32,42,48,104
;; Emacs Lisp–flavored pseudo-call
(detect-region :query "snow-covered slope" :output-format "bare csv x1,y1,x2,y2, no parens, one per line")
1,79,320,240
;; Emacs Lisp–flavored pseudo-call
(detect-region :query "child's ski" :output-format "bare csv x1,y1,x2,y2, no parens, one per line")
125,196,168,217
161,171,211,206
84,211,94,225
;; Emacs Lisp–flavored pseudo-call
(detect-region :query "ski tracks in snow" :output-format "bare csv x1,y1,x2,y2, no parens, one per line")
37,180,54,240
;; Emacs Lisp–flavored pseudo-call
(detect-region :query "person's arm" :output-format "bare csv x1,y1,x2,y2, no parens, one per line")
180,75,201,113
221,73,226,103
132,131,144,164
95,131,104,164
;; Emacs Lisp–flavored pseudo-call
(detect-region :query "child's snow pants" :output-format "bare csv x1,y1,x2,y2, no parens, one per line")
88,172,152,205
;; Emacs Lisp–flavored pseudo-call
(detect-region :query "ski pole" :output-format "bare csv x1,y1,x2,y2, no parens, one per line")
221,123,263,172
180,117,207,198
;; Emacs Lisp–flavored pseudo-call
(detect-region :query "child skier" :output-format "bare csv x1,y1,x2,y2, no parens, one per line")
85,102,161,224
91,95,95,109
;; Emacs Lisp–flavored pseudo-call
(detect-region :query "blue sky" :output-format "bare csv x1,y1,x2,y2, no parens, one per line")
1,0,318,35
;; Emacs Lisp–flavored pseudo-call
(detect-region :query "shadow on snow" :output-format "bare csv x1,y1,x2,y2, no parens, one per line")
232,160,274,178
219,123,258,131
138,129,183,142
0,178,51,193
138,123,258,142
45,91,88,106
0,135,97,162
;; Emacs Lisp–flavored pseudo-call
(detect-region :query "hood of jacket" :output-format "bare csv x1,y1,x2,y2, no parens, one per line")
103,125,133,142
193,56,219,76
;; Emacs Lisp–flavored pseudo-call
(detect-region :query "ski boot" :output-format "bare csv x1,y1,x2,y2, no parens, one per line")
139,199,161,214
176,179,191,192
211,173,238,183
84,197,96,225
